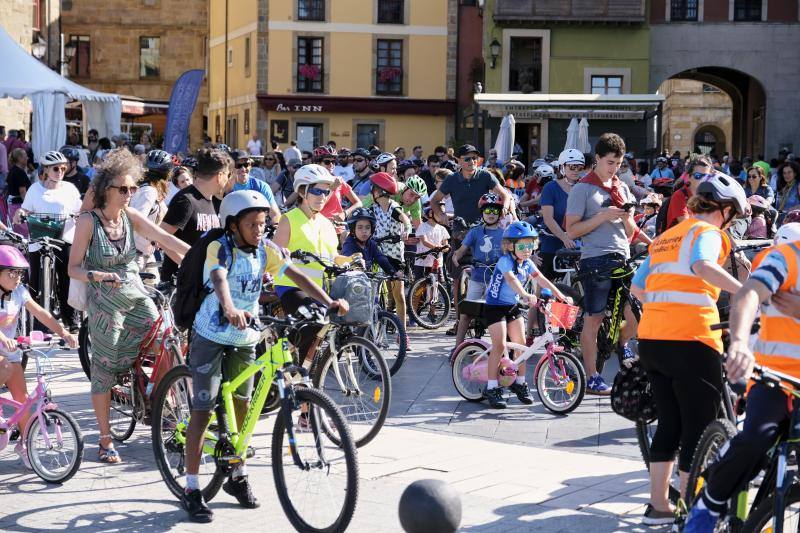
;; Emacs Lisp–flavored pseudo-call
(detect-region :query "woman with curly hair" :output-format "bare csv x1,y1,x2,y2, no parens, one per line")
68,149,189,464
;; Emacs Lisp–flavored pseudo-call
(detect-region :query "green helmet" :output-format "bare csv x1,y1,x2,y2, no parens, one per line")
405,175,427,196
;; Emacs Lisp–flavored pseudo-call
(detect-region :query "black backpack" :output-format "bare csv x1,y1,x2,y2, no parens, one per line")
174,228,229,330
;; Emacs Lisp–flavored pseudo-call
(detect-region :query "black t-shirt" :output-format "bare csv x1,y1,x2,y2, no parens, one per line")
64,171,90,195
160,184,221,280
419,169,435,196
439,169,500,224
6,166,31,199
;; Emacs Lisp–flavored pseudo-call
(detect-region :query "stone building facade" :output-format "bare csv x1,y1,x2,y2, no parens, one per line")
660,79,732,157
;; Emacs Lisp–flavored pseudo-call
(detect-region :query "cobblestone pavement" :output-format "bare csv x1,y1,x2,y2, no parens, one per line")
0,328,663,532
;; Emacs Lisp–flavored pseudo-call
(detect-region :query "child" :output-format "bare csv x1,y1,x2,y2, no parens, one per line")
342,207,400,279
483,221,571,409
745,195,770,239
0,245,78,466
637,193,662,238
413,203,450,280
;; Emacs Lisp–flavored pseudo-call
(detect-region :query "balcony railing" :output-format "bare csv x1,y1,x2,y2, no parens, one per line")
494,0,645,23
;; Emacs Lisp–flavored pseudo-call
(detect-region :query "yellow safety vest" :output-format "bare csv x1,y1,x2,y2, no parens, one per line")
274,207,338,289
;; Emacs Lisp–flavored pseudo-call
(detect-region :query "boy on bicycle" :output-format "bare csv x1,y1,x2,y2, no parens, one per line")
341,207,399,278
182,190,347,523
413,203,450,280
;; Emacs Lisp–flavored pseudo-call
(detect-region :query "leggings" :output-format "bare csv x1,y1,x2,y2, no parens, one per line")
278,288,323,360
638,339,724,472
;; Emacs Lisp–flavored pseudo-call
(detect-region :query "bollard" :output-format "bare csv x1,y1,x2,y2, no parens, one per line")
398,479,462,533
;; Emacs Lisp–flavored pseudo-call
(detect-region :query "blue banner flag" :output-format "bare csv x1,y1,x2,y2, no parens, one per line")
163,69,205,155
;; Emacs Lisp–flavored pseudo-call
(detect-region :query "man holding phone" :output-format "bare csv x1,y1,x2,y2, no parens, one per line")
565,133,650,394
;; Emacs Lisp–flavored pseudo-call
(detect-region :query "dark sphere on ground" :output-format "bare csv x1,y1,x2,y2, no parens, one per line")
399,479,462,533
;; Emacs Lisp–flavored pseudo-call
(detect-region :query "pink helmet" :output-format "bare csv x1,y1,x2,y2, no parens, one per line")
747,194,770,210
0,245,28,269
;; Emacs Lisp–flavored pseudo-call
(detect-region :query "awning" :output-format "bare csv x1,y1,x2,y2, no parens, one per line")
474,93,664,120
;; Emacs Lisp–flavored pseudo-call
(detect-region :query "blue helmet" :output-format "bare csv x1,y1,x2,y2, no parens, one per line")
503,221,538,240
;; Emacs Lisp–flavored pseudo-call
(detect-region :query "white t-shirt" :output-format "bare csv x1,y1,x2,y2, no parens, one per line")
284,145,302,162
165,181,180,205
415,222,450,267
21,180,82,243
130,185,165,255
247,139,262,156
0,286,30,361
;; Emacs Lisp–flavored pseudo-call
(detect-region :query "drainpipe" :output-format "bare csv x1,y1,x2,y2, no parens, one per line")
224,0,228,144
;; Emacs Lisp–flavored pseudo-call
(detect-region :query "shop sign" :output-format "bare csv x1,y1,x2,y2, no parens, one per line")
485,105,646,120
275,103,324,113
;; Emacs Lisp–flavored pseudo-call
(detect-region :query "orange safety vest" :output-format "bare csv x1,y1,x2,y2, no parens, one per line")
752,243,800,377
638,218,732,352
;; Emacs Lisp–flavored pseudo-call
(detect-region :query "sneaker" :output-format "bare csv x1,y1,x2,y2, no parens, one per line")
587,374,611,396
642,503,676,526
508,381,534,405
14,443,31,469
223,476,260,509
445,326,457,336
182,488,214,523
682,504,718,532
485,387,507,409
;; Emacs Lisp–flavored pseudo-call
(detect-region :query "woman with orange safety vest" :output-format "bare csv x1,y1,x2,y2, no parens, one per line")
630,172,749,526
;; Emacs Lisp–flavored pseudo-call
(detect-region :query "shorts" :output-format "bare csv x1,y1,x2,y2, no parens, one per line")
189,332,257,411
0,350,22,364
579,253,627,316
465,279,487,301
484,304,522,327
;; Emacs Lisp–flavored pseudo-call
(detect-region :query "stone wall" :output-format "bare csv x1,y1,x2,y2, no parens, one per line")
660,79,732,156
0,0,34,132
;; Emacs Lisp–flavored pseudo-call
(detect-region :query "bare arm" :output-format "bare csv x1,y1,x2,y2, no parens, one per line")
726,279,770,381
541,204,573,248
272,215,291,248
451,243,469,267
342,188,362,218
80,187,95,212
210,269,248,329
25,299,76,346
268,202,281,225
565,208,625,240
492,183,511,212
429,189,447,226
126,208,189,264
691,260,742,295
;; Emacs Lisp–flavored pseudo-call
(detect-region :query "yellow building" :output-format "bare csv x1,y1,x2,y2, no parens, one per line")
209,0,456,154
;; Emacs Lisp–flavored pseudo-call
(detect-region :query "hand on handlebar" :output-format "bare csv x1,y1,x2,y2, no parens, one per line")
330,298,349,317
62,332,79,350
726,340,755,382
527,293,538,308
561,237,577,249
392,270,405,281
0,332,16,352
225,308,252,330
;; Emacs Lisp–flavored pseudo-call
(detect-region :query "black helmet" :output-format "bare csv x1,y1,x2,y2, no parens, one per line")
146,149,174,172
352,148,370,159
346,206,377,230
60,147,81,162
181,156,198,170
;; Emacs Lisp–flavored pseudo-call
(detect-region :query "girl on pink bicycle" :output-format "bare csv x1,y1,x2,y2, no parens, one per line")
0,245,78,465
483,221,572,409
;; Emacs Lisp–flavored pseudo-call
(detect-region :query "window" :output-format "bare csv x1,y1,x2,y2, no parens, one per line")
297,37,323,93
69,35,91,78
356,124,380,148
139,36,160,78
296,123,322,152
244,36,251,77
376,39,403,96
226,115,238,148
298,0,325,21
508,37,542,92
702,83,721,93
215,114,221,142
32,0,42,30
670,0,698,21
377,0,404,24
244,109,250,135
591,75,623,95
734,0,762,21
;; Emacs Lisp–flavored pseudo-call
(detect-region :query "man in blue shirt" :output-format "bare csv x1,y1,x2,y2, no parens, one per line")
227,150,281,223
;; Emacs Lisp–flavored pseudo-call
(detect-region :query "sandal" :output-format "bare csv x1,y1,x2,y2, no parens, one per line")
98,436,122,464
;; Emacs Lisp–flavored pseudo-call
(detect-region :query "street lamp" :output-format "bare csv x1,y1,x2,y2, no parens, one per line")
31,38,47,60
489,38,501,69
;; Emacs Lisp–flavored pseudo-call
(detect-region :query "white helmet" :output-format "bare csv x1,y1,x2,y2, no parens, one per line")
369,152,396,171
557,149,585,168
40,150,68,167
775,223,800,245
219,190,270,229
293,164,335,193
695,171,749,218
534,164,556,180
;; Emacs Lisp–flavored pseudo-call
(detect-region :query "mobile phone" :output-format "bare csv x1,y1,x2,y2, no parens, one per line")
621,202,637,211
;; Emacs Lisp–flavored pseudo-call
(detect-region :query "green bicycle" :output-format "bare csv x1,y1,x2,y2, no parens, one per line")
151,307,359,533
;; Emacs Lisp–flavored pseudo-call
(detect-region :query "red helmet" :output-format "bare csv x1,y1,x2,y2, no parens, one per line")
369,172,398,195
651,177,674,188
478,192,503,210
784,209,800,225
313,145,337,158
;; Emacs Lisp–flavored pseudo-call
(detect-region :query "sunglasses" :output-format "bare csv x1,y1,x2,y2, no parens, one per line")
236,162,251,169
692,171,713,181
49,165,68,173
566,164,584,171
354,157,366,163
322,159,335,165
109,184,139,195
306,186,332,197
482,207,501,215
462,156,478,162
748,173,760,178
264,157,275,161
514,242,537,251
302,156,311,161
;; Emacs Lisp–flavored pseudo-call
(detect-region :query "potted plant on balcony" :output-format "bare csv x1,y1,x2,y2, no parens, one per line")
378,67,402,83
298,64,321,80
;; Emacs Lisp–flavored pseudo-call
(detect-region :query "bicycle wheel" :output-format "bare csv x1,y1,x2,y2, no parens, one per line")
78,317,91,380
450,341,487,402
314,336,390,447
636,418,681,504
534,350,586,415
109,370,139,442
25,408,84,483
686,419,737,507
272,387,359,533
151,365,225,501
743,485,800,532
408,277,451,330
361,310,406,376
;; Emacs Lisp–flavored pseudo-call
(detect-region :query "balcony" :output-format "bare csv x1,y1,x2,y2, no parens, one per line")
494,0,645,23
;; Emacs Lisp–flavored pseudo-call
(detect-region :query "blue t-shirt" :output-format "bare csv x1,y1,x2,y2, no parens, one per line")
538,180,570,253
232,176,276,206
632,230,723,289
462,225,504,283
485,254,539,306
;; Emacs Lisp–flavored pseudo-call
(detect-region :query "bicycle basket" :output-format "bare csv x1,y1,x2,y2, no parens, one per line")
548,301,579,329
27,213,68,240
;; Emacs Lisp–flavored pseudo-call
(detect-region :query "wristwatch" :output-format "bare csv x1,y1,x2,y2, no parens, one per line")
87,271,95,282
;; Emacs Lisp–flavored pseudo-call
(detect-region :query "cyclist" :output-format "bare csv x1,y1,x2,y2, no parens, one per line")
483,221,571,409
520,164,555,215
131,149,173,282
664,155,713,230
651,156,675,181
630,172,748,525
181,190,348,522
60,147,90,195
226,150,281,224
0,245,78,467
350,148,374,198
341,207,399,278
636,192,661,238
413,203,449,280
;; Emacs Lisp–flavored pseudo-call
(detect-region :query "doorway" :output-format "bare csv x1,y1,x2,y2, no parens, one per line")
513,122,542,169
296,123,322,152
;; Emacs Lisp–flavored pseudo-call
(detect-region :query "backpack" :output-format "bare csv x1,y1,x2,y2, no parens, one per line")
328,271,373,326
174,228,229,330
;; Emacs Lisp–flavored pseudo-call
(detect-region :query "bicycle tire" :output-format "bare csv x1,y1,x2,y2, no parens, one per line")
408,277,451,330
636,418,682,504
361,310,406,376
25,407,84,484
686,419,737,507
450,341,486,402
109,370,138,442
314,336,391,447
742,485,800,532
271,387,359,533
535,350,586,415
151,365,225,501
78,317,91,380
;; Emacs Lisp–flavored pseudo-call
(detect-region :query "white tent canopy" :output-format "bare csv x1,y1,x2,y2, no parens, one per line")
0,25,120,162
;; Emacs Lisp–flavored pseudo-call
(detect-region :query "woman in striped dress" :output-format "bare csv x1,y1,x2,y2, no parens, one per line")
68,149,189,464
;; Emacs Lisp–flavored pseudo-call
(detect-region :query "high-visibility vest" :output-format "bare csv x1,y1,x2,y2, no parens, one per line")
274,207,338,289
638,218,732,352
753,243,800,377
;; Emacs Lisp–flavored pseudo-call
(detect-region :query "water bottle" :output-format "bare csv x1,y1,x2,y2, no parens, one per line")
145,382,154,396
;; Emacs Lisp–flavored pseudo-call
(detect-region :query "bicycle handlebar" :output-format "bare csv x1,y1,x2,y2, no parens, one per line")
289,249,357,277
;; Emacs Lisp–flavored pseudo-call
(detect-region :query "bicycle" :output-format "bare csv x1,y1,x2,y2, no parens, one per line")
362,269,407,375
0,337,83,483
150,307,359,533
407,246,452,329
450,290,586,414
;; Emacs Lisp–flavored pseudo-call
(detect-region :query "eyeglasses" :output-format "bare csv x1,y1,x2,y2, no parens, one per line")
748,173,760,179
482,206,501,215
322,159,335,165
3,269,25,279
306,186,332,197
235,162,251,169
49,165,68,173
462,156,477,163
109,185,139,195
514,242,537,251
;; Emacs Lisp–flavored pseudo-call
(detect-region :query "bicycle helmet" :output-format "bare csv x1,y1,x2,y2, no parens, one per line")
181,156,198,170
531,158,546,170
218,190,271,229
695,171,749,217
478,192,503,210
40,150,68,167
639,192,662,206
60,147,81,162
216,143,231,154
747,194,770,211
557,149,585,168
0,245,29,269
775,223,800,244
651,177,675,191
534,164,556,182
293,164,335,192
346,206,376,231
369,172,398,195
370,152,396,171
783,209,800,225
503,221,538,240
397,159,416,174
145,149,174,172
313,145,337,159
544,153,556,163
656,156,668,164
405,175,427,197
352,148,370,159
337,147,351,156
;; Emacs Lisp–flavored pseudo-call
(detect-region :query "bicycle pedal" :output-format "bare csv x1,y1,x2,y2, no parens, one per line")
219,455,243,464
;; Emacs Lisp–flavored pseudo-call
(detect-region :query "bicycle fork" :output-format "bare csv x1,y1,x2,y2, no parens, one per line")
276,366,328,471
